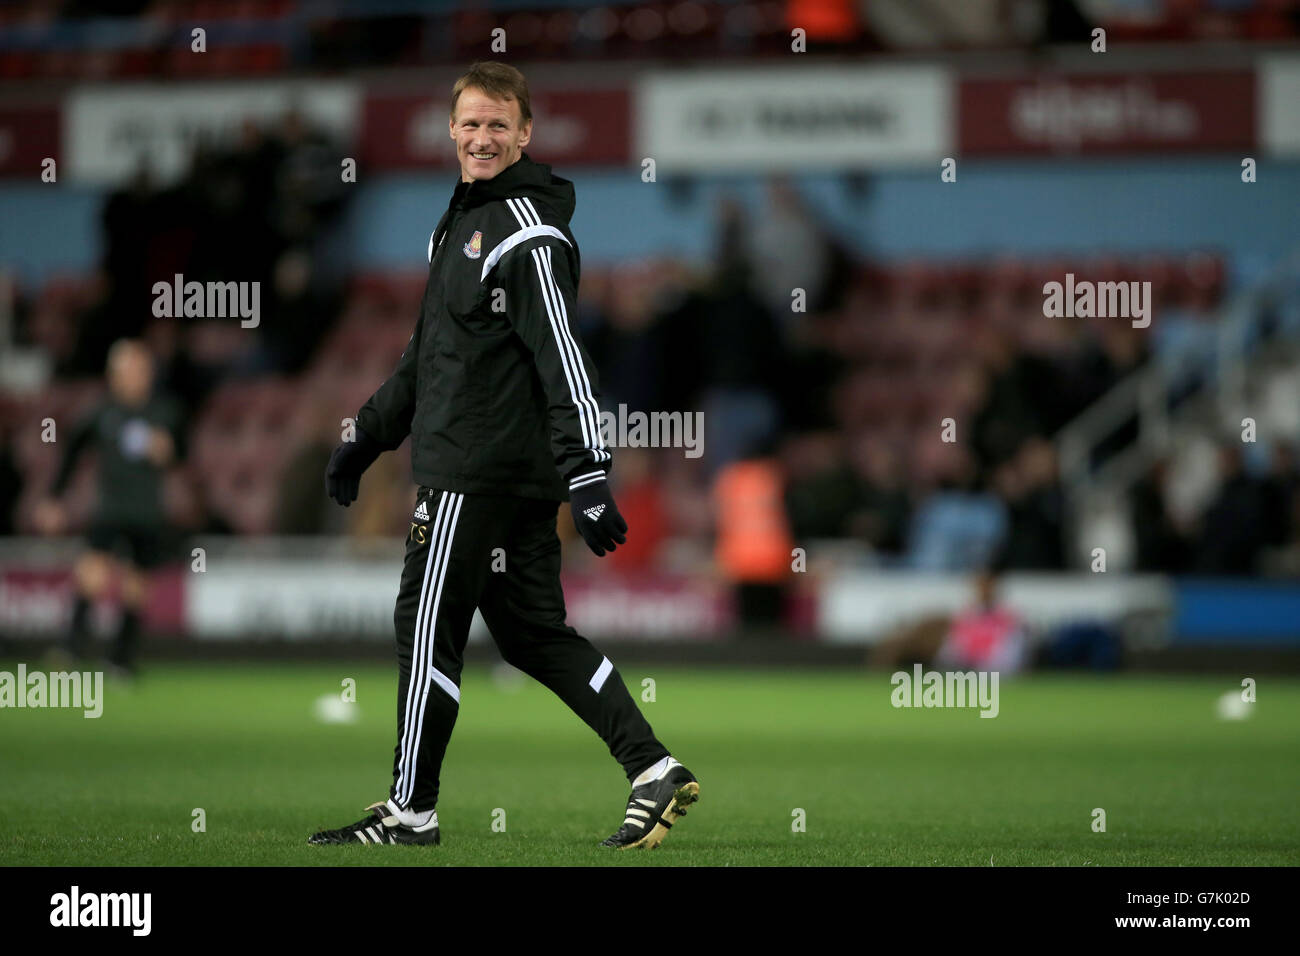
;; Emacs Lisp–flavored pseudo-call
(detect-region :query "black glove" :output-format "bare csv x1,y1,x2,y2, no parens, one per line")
569,479,627,556
325,427,385,507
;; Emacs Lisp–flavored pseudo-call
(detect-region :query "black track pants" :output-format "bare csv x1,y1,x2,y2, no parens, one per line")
389,487,670,812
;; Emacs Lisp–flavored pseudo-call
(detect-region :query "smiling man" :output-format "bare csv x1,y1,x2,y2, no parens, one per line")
454,85,525,182
314,62,700,850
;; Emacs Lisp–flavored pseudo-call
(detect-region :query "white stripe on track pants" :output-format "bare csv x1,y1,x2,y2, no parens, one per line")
389,487,670,812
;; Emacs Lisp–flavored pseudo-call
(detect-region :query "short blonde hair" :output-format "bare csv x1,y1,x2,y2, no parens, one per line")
450,61,532,127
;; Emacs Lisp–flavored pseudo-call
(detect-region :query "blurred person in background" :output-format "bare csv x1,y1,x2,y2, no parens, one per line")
845,433,912,556
696,196,784,476
1259,440,1299,550
71,111,350,386
580,262,670,415
935,568,1029,675
783,431,911,557
745,176,836,335
1069,322,1150,466
1130,456,1192,573
270,107,351,248
907,442,1006,571
33,339,185,677
714,442,795,630
968,325,1046,476
993,437,1066,570
238,245,344,376
1193,441,1267,575
76,160,158,376
782,431,860,540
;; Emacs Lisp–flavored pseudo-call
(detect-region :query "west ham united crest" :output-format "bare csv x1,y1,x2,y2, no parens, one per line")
463,230,483,259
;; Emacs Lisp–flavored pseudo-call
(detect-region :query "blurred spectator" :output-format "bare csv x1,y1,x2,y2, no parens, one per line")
846,434,911,554
246,247,344,376
583,264,672,415
745,181,857,437
1067,323,1151,466
745,177,846,332
646,267,711,415
969,326,1048,474
994,437,1066,570
71,112,350,386
142,316,217,428
271,108,351,247
1130,456,1192,573
907,445,1006,571
189,119,281,286
783,432,912,555
776,311,848,433
1152,299,1220,377
713,450,794,628
1193,443,1267,575
934,568,1029,674
1259,441,1299,549
783,432,860,540
65,272,119,377
86,161,158,372
697,197,784,475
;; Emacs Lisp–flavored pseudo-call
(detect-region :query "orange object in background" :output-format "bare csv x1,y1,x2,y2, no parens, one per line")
713,458,794,584
786,0,860,41
607,474,667,572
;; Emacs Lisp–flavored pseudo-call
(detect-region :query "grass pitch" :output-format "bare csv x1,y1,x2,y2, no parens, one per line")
2,662,1297,866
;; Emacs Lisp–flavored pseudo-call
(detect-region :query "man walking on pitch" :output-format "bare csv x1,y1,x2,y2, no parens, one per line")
311,62,699,849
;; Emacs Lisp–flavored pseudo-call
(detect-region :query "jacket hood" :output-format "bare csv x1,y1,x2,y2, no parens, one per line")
452,151,575,224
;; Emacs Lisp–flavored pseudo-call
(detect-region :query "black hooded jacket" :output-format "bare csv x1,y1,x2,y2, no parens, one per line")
357,152,612,500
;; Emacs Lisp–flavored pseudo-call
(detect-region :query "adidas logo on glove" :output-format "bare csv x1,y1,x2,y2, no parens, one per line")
583,504,605,522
